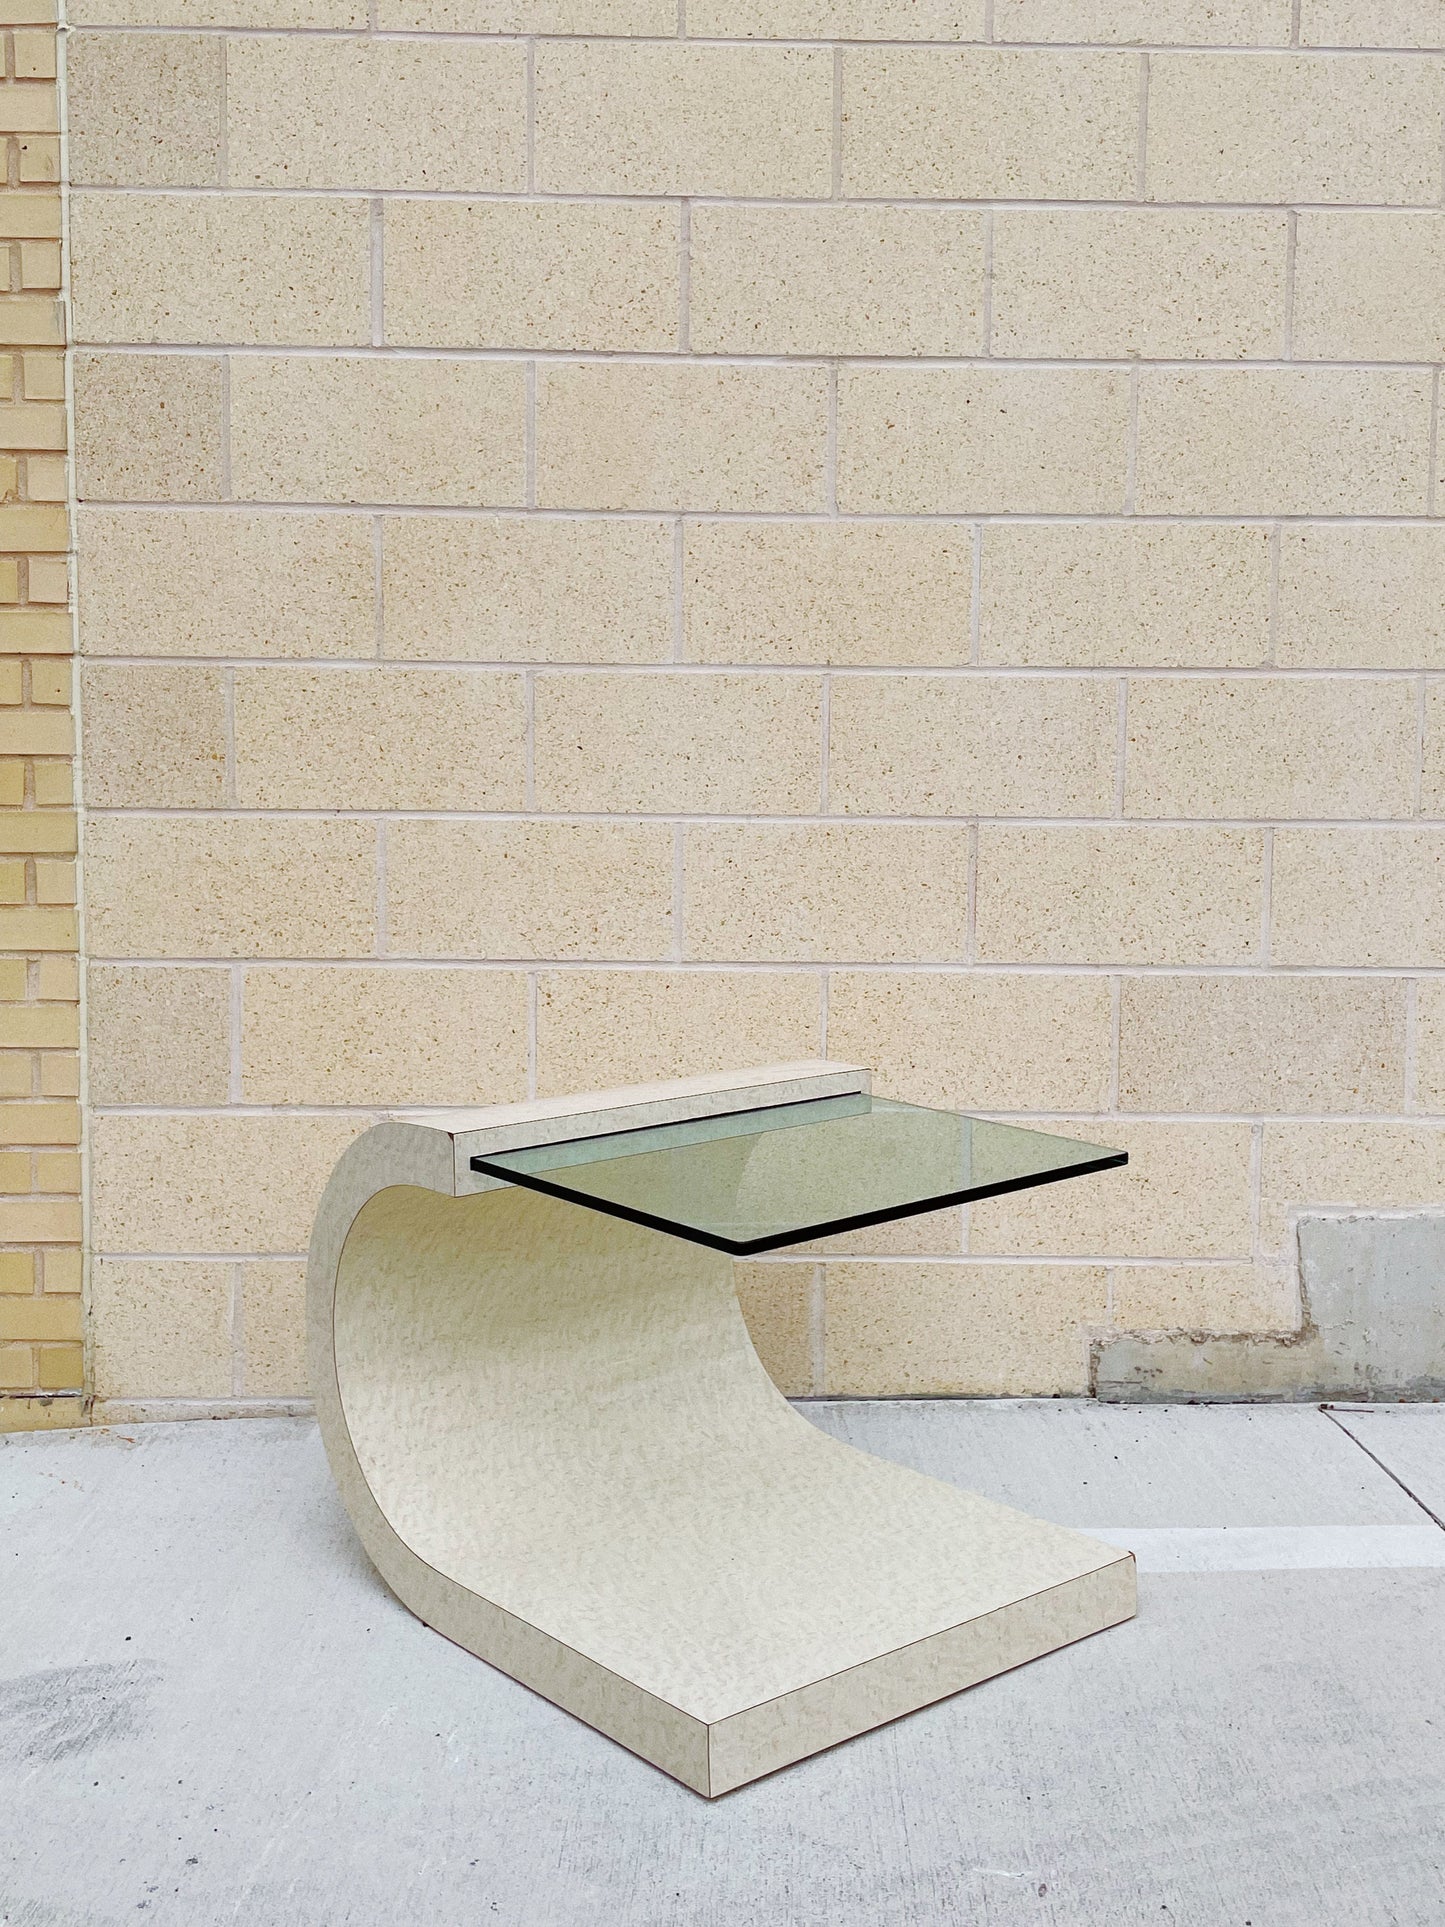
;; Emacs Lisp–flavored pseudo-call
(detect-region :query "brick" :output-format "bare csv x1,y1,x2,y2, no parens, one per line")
992,210,1287,359
0,295,63,346
42,1248,80,1294
1136,369,1432,515
977,827,1264,967
0,763,16,805
228,38,526,192
16,136,60,185
829,674,1115,817
980,524,1271,669
0,84,57,132
0,1343,33,1389
1146,53,1445,204
0,401,63,450
1119,976,1406,1115
842,48,1136,198
825,1261,1107,1398
971,1121,1254,1261
229,357,525,508
0,1252,34,1292
536,363,828,514
240,967,530,1106
34,860,74,905
384,201,679,354
0,610,70,653
0,1295,80,1341
0,1006,77,1049
0,859,25,902
0,707,71,754
90,1260,230,1401
0,1102,79,1145
86,964,229,1106
827,971,1113,1112
84,816,376,959
1272,830,1445,967
686,824,970,963
1294,212,1445,360
30,762,70,805
0,1196,80,1240
996,0,1289,38
382,515,672,665
533,671,821,814
89,1113,368,1254
684,522,971,668
0,813,75,855
1125,676,1417,820
536,43,832,198
0,1058,32,1097
73,353,222,502
0,961,24,997
690,206,985,357
12,27,56,77
838,368,1129,515
68,31,222,187
233,665,525,810
733,1261,812,1398
69,193,372,348
35,956,74,998
536,969,819,1096
80,663,226,808
0,907,73,949
24,455,65,502
38,1055,78,1097
38,1151,82,1194
1277,527,1445,670
1259,1123,1445,1253
22,351,63,401
386,820,673,961
18,241,60,290
0,1151,30,1188
0,0,56,16
0,660,19,702
0,193,58,239
1300,0,1445,44
27,557,70,604
0,561,16,600
76,509,374,660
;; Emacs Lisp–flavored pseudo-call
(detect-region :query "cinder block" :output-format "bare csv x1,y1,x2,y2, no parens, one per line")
80,663,226,808
71,0,363,19
1109,1265,1298,1334
239,1260,308,1399
1145,53,1445,203
240,967,530,1106
1119,976,1406,1115
535,969,820,1095
1125,675,1417,819
829,674,1116,817
842,48,1137,198
1300,0,1445,45
229,358,526,508
970,1121,1254,1260
379,0,670,23
385,820,674,961
825,1261,1108,1397
67,32,222,186
535,43,833,197
976,827,1264,967
232,665,526,810
992,210,1287,359
826,970,1113,1112
227,37,527,192
838,367,1129,514
384,201,679,353
1135,368,1432,515
1277,525,1445,670
89,1259,232,1400
690,0,983,32
77,509,376,660
1294,212,1445,360
684,523,971,668
84,816,376,959
996,0,1289,39
1271,830,1445,967
72,353,223,502
683,824,972,963
1259,1122,1445,1253
689,207,984,357
70,194,372,348
382,516,672,664
533,671,822,814
536,363,828,513
85,964,230,1106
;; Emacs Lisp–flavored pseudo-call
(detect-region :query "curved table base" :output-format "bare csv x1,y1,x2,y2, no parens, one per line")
309,1099,1135,1798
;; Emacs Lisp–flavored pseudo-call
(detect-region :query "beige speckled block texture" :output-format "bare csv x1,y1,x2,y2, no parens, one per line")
307,1069,1133,1795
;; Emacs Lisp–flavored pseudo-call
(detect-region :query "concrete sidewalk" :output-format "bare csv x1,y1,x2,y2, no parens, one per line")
3,1402,1444,1926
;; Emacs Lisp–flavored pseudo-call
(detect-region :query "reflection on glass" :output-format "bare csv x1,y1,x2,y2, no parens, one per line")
473,1095,1125,1256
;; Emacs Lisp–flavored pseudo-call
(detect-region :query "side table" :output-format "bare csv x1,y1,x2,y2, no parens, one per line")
308,1060,1134,1797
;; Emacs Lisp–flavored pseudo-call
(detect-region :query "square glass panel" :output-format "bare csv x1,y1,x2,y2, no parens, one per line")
472,1095,1126,1256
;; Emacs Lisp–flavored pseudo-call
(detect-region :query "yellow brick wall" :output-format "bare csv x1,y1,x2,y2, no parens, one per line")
0,0,81,1430
55,0,1445,1418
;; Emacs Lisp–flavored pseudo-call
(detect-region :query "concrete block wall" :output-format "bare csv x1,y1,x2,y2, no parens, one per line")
55,0,1445,1417
0,0,82,1431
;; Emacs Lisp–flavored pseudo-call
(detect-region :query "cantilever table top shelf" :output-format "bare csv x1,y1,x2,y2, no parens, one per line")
472,1094,1127,1256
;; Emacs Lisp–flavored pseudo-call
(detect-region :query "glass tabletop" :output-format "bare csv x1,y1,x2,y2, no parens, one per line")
471,1093,1126,1256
